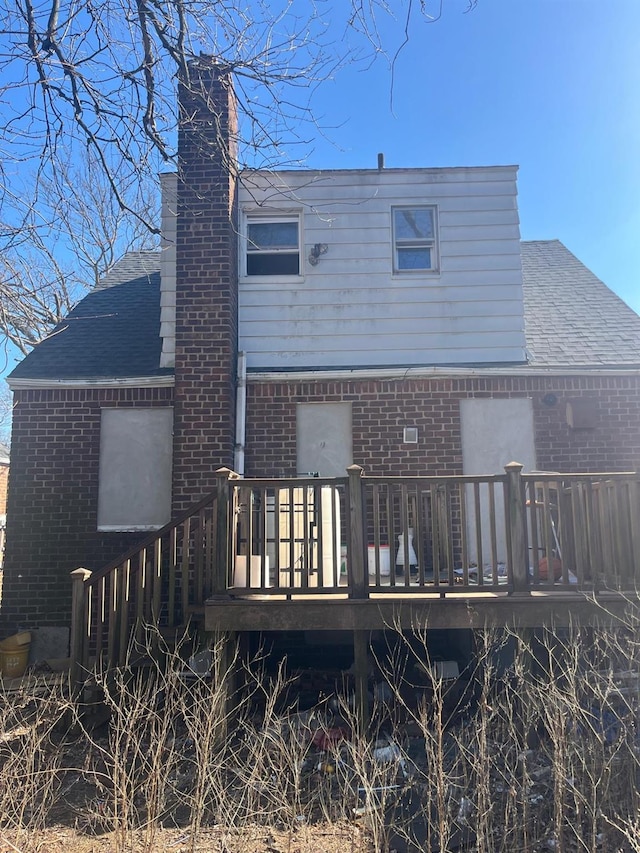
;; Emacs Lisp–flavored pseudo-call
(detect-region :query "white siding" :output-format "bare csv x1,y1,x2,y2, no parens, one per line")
238,166,526,369
159,172,177,368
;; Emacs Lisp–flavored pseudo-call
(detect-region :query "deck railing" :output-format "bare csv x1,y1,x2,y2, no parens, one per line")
522,472,640,590
69,469,240,677
228,466,640,597
70,465,639,679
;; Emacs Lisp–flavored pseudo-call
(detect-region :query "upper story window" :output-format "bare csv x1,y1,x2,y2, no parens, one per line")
245,215,300,276
392,206,438,273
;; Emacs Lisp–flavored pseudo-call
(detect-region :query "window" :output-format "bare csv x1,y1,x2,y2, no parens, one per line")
245,216,300,276
392,206,438,272
98,408,173,531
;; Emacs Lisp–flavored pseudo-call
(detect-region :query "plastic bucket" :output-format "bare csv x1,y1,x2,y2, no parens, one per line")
0,631,31,678
0,646,30,678
0,631,31,651
367,545,391,576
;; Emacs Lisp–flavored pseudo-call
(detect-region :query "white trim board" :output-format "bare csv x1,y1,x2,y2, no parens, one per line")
247,366,640,383
8,376,175,390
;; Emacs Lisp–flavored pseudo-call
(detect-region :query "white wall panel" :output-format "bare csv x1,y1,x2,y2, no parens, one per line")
158,159,528,371
460,398,536,565
159,164,526,370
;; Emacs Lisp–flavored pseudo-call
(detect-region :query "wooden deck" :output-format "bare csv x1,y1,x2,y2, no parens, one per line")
205,590,638,632
70,464,640,678
204,464,639,633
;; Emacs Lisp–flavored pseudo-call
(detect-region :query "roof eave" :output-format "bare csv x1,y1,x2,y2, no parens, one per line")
7,375,175,390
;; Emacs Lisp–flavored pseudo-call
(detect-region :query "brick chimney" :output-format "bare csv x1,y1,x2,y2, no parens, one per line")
172,60,239,511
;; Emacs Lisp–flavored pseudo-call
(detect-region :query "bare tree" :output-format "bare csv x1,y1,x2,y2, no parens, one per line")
0,0,476,352
0,382,12,445
0,146,158,354
0,248,74,356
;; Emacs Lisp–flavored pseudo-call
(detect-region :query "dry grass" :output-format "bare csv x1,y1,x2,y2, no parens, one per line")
1,609,640,853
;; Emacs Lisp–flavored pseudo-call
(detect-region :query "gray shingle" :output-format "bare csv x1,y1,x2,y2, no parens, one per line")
93,252,162,291
9,241,640,382
9,252,167,381
521,240,640,368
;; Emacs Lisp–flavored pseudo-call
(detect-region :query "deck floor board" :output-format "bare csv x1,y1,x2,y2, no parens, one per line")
206,589,639,632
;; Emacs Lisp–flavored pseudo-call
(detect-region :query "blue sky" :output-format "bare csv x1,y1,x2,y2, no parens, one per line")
304,0,640,313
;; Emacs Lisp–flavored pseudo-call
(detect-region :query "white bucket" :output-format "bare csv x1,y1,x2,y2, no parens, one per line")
368,545,391,576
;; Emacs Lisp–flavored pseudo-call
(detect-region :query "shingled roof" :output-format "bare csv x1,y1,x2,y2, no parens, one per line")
521,240,640,368
8,252,167,381
8,241,640,382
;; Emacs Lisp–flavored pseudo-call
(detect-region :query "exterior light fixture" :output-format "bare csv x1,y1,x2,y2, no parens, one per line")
308,243,328,266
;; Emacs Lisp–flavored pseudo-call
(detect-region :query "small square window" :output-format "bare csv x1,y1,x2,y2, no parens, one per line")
244,215,300,276
392,206,438,273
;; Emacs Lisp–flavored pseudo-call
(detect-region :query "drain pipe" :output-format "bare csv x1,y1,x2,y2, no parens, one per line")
234,351,247,476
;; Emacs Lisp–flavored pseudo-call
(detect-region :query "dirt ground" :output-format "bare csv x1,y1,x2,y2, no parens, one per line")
0,822,371,853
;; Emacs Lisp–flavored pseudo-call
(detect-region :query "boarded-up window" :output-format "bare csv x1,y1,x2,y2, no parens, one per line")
98,408,173,531
460,397,536,565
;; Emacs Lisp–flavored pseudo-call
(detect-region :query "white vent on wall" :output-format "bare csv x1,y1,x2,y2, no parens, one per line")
403,427,418,444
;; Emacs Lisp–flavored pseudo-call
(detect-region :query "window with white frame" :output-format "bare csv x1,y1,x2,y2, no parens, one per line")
392,206,438,272
244,215,300,276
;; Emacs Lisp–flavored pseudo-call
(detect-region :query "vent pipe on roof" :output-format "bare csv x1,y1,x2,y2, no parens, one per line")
377,152,384,170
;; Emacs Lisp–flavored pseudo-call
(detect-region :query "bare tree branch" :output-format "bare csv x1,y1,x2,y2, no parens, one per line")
0,0,477,353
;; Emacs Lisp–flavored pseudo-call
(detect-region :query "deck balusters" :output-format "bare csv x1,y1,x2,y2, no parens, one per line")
69,466,639,676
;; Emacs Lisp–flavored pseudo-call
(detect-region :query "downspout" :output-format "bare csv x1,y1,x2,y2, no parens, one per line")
234,351,247,476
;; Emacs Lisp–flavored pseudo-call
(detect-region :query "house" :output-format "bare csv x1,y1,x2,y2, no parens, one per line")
1,61,639,657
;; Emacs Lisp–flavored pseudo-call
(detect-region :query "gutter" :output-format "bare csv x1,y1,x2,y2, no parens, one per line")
246,365,640,383
234,352,247,476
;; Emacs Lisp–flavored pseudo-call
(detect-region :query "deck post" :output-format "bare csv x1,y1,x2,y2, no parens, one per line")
213,467,238,598
505,461,529,594
211,629,238,742
347,464,368,599
353,630,370,730
69,567,92,691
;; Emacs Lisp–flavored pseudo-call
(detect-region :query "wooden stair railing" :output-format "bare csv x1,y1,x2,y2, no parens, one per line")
70,468,237,683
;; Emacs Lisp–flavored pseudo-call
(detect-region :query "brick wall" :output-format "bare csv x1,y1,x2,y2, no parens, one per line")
3,371,637,631
173,62,239,512
0,387,173,631
244,374,640,477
